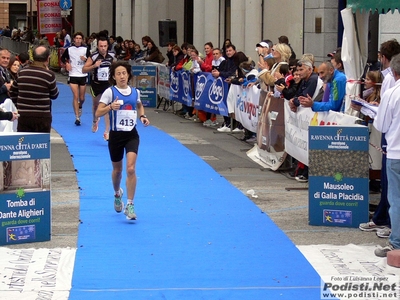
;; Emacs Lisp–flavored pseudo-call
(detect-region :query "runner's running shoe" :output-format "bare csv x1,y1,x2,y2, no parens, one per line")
114,188,124,213
124,203,137,220
92,119,99,133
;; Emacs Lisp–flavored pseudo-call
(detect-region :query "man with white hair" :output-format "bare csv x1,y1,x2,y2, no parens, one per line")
288,58,320,183
289,59,319,110
0,48,12,103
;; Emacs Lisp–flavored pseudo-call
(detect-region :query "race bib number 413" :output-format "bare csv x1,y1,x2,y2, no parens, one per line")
116,110,137,131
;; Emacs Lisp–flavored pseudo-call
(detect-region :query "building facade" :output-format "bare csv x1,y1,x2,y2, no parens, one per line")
1,0,400,65
72,0,400,64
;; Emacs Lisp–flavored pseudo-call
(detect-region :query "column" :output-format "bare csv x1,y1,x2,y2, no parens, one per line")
230,0,245,51
115,0,132,39
243,0,261,58
203,0,219,47
193,0,205,48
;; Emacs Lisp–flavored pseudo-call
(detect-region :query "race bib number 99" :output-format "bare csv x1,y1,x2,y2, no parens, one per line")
116,110,137,131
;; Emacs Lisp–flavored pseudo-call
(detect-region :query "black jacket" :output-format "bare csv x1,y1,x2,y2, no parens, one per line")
0,66,12,104
218,57,237,79
171,51,184,68
0,110,13,120
293,72,319,106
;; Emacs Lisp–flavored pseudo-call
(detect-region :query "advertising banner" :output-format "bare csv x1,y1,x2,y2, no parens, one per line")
38,0,62,34
0,133,51,245
169,70,181,103
131,65,157,107
233,85,260,131
246,95,285,170
308,126,369,228
157,64,170,100
169,70,192,106
193,72,229,117
284,103,360,165
181,70,193,106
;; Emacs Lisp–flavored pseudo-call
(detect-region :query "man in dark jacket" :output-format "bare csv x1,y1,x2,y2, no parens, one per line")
0,48,12,104
211,44,237,79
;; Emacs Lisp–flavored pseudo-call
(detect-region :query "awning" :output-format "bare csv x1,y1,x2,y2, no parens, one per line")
347,0,399,13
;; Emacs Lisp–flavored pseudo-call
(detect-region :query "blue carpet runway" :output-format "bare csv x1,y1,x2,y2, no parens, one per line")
52,83,322,299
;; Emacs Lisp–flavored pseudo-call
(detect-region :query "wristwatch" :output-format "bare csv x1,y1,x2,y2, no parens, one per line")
139,115,147,119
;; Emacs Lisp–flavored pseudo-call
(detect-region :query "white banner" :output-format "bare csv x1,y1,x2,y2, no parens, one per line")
298,244,400,300
284,102,360,165
0,248,76,300
298,244,400,278
231,85,260,133
38,0,62,34
157,64,170,100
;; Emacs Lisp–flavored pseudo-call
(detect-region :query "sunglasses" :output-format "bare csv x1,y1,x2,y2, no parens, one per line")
297,61,313,68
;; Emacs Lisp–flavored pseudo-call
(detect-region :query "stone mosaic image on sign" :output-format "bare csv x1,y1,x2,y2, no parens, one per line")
309,150,369,178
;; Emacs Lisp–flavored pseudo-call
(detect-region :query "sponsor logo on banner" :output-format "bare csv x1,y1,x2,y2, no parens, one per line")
38,0,62,34
195,75,207,100
40,1,60,7
170,71,179,93
209,77,224,105
182,72,190,98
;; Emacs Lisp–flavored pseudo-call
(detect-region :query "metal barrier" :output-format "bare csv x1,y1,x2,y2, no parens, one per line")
0,36,30,54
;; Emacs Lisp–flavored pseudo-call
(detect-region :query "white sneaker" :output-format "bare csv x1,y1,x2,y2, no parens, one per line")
232,128,244,133
374,242,395,257
376,227,391,238
203,119,213,127
246,136,257,143
359,221,388,232
217,125,231,132
295,175,308,183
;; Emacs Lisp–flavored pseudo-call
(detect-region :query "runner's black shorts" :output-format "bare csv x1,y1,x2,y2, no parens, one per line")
68,76,87,86
90,81,110,97
108,128,140,162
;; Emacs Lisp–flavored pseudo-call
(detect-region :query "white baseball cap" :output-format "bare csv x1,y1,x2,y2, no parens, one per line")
255,42,269,51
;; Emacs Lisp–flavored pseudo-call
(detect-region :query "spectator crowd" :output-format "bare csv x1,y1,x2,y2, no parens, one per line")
1,26,400,259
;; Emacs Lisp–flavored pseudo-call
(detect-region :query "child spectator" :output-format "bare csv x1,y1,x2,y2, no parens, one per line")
273,63,289,97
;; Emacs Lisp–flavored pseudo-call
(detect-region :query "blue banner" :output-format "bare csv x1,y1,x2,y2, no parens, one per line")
169,69,181,102
194,72,228,117
169,70,192,106
132,65,157,107
0,133,51,245
0,133,50,161
169,70,228,115
308,126,369,228
181,71,192,106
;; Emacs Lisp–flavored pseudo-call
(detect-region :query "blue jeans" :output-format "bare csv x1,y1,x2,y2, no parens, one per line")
386,159,400,249
372,135,390,226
